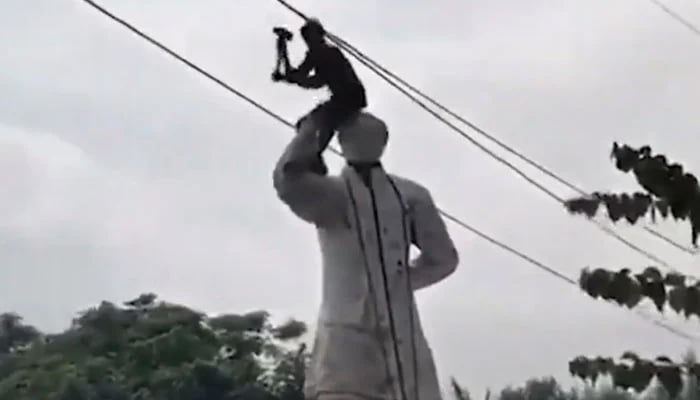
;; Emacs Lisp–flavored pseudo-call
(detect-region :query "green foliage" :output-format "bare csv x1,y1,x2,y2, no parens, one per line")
0,313,40,354
0,294,308,400
568,352,700,400
565,143,700,400
565,143,700,245
578,266,700,317
448,365,700,400
450,377,472,400
495,377,574,400
7,293,699,400
565,192,661,224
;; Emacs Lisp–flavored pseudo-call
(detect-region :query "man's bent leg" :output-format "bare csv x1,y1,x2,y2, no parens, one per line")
315,98,361,152
300,97,362,175
305,101,337,176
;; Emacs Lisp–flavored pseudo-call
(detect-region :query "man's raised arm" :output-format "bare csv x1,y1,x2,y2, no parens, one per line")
408,183,459,290
272,121,347,227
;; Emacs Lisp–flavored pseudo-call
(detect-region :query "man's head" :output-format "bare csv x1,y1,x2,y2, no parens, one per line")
300,18,326,49
337,112,389,163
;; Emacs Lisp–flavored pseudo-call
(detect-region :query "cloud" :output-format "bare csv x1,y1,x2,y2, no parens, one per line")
1,0,700,395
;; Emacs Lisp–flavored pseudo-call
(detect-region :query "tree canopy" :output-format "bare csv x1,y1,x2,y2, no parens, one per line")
0,293,307,400
563,143,700,399
565,143,700,246
7,141,700,397
2,293,700,400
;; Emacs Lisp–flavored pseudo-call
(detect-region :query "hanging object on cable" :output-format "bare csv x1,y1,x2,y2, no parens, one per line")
270,18,367,177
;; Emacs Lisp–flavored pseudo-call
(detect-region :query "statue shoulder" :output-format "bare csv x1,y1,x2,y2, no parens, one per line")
386,174,430,199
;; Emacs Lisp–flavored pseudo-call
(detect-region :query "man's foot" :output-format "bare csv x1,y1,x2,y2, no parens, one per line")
309,154,328,176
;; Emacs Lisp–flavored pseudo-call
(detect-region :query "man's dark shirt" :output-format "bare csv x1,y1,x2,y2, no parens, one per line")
297,45,366,107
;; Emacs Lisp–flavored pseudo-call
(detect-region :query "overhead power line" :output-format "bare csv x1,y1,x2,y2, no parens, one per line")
333,39,696,255
649,0,700,38
80,0,698,343
273,0,699,273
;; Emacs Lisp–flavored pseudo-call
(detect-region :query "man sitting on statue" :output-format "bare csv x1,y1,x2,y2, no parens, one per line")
273,111,459,400
274,18,367,176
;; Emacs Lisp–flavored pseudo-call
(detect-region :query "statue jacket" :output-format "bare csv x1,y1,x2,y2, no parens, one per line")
273,128,459,400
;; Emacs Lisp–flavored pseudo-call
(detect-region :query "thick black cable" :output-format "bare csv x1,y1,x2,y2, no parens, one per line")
273,0,700,279
288,3,700,385
332,42,690,274
315,12,700,335
79,0,699,346
281,0,697,255
335,39,697,256
340,44,690,272
439,210,698,342
649,0,700,38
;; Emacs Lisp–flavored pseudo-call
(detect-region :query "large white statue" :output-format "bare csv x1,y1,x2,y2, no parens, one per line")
273,112,459,400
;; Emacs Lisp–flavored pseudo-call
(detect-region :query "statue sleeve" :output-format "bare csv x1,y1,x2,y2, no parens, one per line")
272,126,347,228
408,184,459,290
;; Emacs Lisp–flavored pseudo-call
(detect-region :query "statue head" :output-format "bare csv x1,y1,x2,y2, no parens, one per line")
337,112,388,163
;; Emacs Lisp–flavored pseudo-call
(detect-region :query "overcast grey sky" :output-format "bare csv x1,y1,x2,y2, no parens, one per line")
2,0,700,396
